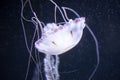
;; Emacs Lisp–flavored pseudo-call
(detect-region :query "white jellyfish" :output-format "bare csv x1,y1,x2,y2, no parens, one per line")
21,0,99,80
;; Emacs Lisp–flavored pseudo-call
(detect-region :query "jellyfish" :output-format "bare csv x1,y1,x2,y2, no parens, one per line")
21,0,99,80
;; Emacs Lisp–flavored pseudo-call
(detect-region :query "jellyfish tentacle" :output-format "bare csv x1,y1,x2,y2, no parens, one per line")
50,0,67,22
32,12,44,38
61,7,80,20
85,24,100,80
54,6,57,23
21,0,44,80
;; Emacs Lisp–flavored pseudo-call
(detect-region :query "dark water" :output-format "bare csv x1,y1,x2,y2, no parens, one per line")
1,0,120,80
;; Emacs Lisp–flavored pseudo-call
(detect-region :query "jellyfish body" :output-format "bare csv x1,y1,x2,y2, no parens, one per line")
35,18,85,55
34,17,85,80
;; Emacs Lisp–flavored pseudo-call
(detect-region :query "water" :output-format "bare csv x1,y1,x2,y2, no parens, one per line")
1,0,120,80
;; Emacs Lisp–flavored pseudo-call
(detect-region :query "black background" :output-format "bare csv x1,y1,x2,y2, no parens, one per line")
1,0,120,80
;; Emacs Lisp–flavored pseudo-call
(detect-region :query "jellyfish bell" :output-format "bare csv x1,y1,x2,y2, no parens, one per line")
35,17,85,55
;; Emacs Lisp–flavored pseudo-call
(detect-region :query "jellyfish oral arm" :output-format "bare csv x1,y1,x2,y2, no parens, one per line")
44,54,59,80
